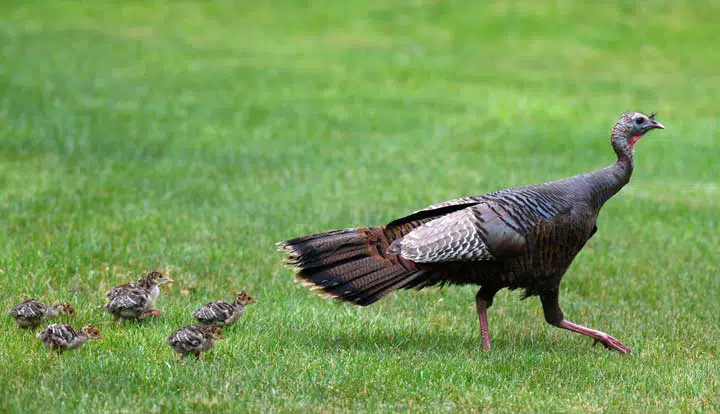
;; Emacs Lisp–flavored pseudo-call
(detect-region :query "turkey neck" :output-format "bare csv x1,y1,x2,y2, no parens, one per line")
148,285,160,303
49,305,64,316
72,334,90,347
583,123,634,210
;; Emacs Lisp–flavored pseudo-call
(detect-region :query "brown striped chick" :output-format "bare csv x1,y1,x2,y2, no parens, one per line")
9,299,75,329
105,271,173,323
105,278,142,300
167,324,225,360
192,291,256,326
37,323,102,353
105,270,169,300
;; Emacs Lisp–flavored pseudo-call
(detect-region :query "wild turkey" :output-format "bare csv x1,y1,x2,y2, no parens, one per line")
167,324,225,360
105,271,173,323
278,111,665,354
105,270,170,300
192,291,257,326
8,299,75,329
37,323,102,353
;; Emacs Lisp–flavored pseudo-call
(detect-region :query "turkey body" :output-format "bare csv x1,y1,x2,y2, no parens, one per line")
167,324,224,359
37,323,101,352
384,181,599,298
10,299,58,329
192,301,243,326
38,324,86,351
104,271,171,322
192,291,255,326
9,299,73,329
279,112,665,354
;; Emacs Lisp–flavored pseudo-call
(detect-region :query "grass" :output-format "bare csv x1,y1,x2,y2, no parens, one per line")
0,0,718,412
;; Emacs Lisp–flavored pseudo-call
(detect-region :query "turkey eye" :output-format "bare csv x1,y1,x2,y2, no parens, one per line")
635,117,645,125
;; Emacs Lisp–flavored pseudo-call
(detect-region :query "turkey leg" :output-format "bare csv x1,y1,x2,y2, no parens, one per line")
540,288,630,354
556,320,631,354
475,287,499,351
476,298,491,350
143,309,162,318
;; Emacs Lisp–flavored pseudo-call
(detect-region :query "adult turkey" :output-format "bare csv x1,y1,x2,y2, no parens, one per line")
278,112,664,354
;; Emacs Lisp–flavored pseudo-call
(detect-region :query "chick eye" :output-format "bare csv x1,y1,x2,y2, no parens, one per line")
635,117,645,125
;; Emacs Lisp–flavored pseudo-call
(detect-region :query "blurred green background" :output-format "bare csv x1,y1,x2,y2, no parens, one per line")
1,1,718,412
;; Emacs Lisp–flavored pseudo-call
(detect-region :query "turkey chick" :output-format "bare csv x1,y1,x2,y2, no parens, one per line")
9,299,75,329
105,270,168,300
192,291,256,326
167,324,225,360
37,323,102,353
105,271,173,323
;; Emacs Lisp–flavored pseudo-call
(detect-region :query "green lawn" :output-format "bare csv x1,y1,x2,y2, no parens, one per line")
1,0,718,412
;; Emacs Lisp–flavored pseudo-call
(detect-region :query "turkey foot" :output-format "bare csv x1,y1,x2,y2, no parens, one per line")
557,320,630,354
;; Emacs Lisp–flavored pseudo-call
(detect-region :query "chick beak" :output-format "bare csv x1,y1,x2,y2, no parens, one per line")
650,121,665,129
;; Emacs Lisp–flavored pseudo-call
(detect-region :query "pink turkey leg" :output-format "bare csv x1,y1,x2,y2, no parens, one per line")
145,309,162,317
557,320,631,354
476,299,492,351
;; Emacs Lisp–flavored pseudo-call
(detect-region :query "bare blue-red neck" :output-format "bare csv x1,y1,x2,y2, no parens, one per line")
582,122,635,210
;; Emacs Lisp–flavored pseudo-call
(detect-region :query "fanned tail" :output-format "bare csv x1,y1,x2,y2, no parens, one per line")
277,227,426,306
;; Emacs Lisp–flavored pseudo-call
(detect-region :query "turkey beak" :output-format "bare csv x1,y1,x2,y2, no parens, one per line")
650,121,664,130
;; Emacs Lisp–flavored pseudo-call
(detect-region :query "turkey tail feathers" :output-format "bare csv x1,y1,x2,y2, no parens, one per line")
277,227,425,306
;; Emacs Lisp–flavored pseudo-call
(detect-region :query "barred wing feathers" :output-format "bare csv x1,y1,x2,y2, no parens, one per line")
105,289,151,317
10,299,48,319
192,301,238,324
388,202,527,263
37,323,78,349
167,325,209,353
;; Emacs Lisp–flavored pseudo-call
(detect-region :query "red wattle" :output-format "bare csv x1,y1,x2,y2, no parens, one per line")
629,134,642,148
